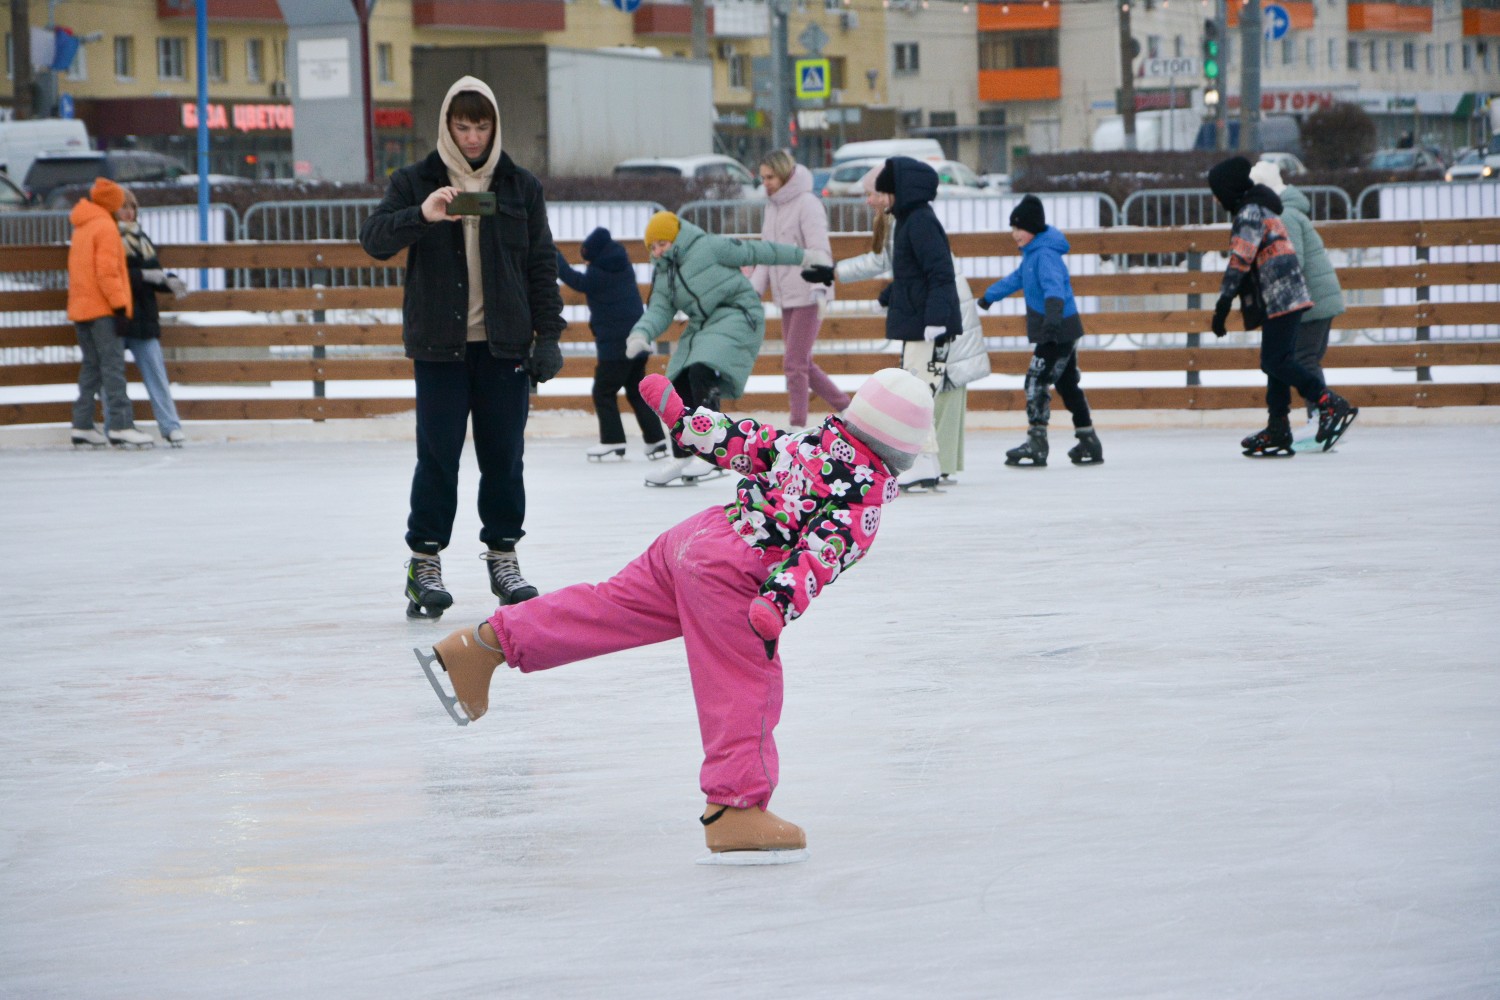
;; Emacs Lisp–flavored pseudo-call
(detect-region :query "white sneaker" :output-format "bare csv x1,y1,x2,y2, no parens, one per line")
644,455,698,487
71,428,108,447
166,428,185,447
643,440,669,461
586,442,626,461
108,427,154,448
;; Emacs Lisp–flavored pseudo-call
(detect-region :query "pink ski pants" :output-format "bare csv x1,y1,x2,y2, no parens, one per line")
487,506,785,810
781,304,851,427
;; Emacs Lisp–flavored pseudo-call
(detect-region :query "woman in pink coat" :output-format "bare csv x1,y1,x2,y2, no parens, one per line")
748,151,851,429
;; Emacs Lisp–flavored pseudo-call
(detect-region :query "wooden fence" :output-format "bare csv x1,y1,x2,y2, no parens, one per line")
3,217,1498,426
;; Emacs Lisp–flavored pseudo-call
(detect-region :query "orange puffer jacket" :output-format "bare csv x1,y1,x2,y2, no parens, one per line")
67,198,132,323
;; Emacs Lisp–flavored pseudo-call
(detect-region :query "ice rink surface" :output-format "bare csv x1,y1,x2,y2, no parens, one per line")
3,422,1498,1000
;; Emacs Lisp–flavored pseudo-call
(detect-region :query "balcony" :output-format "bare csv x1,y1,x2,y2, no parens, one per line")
413,0,566,32
978,3,1060,32
156,0,283,21
633,2,715,36
979,67,1060,102
1462,5,1500,34
1346,1,1434,32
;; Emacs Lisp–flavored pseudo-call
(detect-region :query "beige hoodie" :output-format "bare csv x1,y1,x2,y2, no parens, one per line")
435,75,504,342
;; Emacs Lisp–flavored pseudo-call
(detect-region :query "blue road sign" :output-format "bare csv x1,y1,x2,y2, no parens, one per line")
795,58,831,100
58,94,75,119
1264,4,1291,41
612,0,642,12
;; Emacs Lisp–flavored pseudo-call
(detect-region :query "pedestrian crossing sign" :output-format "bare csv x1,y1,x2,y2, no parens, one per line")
795,58,832,99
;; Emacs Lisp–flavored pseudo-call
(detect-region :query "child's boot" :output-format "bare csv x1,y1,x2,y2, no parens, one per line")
1241,415,1295,458
1314,390,1358,450
1005,426,1049,467
417,621,506,725
698,803,808,865
1067,427,1104,465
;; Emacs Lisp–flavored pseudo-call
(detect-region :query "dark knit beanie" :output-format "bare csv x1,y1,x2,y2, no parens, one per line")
874,159,896,194
1207,156,1254,214
581,227,612,262
1009,194,1046,235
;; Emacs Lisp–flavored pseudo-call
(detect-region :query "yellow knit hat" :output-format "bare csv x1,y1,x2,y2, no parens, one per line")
644,211,680,246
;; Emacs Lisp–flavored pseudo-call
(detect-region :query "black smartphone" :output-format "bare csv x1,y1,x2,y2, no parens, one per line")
446,191,496,216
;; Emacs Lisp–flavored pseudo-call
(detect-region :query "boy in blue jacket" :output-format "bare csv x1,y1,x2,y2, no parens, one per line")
557,227,667,461
979,195,1102,467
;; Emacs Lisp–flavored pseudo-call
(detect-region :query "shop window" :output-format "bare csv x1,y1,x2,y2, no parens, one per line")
246,38,264,84
114,36,134,80
157,37,187,81
900,109,922,130
894,42,919,74
377,43,394,85
208,38,227,83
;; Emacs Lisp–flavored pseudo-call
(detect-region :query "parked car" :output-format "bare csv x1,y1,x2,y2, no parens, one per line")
979,172,1013,194
821,157,990,198
830,138,944,165
1257,151,1307,177
611,154,761,199
1366,147,1443,172
24,150,189,207
811,167,834,198
1444,147,1494,182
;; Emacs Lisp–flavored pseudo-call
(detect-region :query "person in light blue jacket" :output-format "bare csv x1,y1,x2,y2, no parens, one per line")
979,195,1101,467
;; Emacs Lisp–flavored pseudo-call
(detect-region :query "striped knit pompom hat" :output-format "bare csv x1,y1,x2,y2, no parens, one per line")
841,368,934,473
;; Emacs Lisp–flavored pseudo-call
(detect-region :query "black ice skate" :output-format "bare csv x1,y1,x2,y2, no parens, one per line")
405,553,454,621
1067,427,1104,466
1241,424,1295,458
482,549,539,605
1005,427,1049,468
1315,391,1358,452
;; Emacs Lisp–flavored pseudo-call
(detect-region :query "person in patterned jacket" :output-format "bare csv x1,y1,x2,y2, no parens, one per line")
1207,156,1357,456
414,368,933,863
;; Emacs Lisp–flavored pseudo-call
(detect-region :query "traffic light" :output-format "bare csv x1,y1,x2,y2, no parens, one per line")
1202,18,1221,104
1202,19,1221,83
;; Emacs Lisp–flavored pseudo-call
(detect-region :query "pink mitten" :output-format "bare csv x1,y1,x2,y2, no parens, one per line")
747,595,785,659
639,373,686,425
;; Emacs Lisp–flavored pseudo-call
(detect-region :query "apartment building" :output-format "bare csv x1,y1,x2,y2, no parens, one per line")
1,0,901,178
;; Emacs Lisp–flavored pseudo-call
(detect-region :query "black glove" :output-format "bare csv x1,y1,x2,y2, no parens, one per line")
800,264,834,286
112,308,129,337
1211,295,1233,338
933,332,955,347
977,297,993,311
877,284,892,309
524,338,564,383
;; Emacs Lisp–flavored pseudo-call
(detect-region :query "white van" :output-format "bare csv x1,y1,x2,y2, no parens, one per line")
0,119,91,187
831,138,944,166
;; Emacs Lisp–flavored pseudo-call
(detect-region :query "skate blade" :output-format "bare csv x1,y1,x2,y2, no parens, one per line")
695,848,809,866
899,479,943,493
587,451,626,462
414,647,470,727
681,469,729,484
1321,410,1357,452
1242,449,1295,458
644,477,698,488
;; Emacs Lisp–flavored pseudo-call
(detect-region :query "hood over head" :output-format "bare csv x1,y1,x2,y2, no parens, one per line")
91,177,126,215
581,227,613,261
1208,155,1254,214
878,157,939,215
770,163,813,204
436,76,503,182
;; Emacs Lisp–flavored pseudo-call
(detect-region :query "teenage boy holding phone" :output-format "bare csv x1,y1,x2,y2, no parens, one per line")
360,76,566,621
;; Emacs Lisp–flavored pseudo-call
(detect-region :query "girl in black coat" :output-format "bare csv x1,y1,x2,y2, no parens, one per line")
557,227,665,461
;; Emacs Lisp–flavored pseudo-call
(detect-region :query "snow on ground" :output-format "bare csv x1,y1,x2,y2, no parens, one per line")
2,424,1498,999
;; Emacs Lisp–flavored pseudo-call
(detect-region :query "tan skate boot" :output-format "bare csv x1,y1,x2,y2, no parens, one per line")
422,622,504,724
700,803,807,861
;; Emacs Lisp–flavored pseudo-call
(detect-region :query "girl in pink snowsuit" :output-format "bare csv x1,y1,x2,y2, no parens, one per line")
417,368,933,861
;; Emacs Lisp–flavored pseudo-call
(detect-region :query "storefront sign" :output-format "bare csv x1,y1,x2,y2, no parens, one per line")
182,102,295,132
1260,90,1343,113
373,108,413,130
